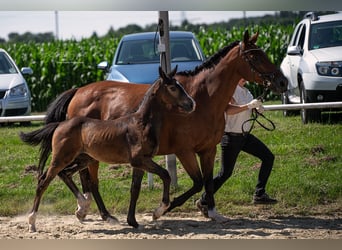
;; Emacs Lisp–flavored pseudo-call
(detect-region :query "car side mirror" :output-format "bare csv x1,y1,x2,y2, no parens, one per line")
287,46,302,56
97,61,110,72
21,67,33,75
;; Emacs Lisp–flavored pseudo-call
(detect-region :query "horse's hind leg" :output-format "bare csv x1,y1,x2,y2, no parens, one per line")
28,167,59,232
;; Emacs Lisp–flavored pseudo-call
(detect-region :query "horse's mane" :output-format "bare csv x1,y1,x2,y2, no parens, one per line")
176,40,240,77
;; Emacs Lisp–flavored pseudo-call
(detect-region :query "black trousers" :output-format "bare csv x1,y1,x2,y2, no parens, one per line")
202,132,274,203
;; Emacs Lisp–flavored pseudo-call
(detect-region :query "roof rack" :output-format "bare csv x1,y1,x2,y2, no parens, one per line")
304,12,319,21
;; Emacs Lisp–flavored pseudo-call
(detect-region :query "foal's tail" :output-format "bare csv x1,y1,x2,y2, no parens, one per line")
20,88,77,176
19,122,60,176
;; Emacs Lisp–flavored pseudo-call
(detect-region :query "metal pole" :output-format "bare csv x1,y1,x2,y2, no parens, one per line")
158,11,178,188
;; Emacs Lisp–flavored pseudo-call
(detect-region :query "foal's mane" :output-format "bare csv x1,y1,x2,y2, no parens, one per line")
135,77,162,113
176,40,240,77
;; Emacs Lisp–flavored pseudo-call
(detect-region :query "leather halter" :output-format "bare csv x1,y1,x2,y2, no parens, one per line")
239,41,278,88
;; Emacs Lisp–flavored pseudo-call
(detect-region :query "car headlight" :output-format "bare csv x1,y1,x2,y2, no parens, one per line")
9,84,28,97
316,61,342,77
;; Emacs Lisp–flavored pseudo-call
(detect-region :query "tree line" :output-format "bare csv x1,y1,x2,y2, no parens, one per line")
0,11,336,44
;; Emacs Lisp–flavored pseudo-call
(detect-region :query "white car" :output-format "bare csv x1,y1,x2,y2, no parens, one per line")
280,12,342,123
0,48,32,120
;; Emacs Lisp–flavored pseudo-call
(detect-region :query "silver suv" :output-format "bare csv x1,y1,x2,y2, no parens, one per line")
280,12,342,123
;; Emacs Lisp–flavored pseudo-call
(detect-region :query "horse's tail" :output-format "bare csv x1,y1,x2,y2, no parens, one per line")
19,122,60,176
45,88,78,124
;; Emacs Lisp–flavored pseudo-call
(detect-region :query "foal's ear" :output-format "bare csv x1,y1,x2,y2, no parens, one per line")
170,65,178,77
159,66,167,80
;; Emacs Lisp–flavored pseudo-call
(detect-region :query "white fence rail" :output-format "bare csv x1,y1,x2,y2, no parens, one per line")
263,101,342,111
1,102,341,123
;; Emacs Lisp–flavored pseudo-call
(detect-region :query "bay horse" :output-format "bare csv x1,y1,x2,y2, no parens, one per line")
22,30,288,228
20,66,196,232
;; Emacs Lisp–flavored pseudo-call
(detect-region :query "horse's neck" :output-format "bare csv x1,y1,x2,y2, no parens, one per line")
185,52,241,115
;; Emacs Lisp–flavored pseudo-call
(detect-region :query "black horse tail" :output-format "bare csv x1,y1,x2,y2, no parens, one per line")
19,122,60,176
45,88,78,124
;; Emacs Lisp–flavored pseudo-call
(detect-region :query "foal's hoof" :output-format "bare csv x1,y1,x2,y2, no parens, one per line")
28,224,37,233
152,203,170,220
75,210,87,222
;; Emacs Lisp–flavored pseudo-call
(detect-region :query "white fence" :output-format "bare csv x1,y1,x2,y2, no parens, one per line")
1,102,341,123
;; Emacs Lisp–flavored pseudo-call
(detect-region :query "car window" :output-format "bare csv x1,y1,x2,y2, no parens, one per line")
290,23,303,47
309,20,342,50
298,24,306,50
0,52,18,74
116,38,202,65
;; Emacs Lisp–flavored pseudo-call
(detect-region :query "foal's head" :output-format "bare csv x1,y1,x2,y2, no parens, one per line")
156,66,196,114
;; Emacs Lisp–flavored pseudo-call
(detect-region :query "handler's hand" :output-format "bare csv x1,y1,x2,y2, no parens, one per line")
256,105,265,113
247,99,262,109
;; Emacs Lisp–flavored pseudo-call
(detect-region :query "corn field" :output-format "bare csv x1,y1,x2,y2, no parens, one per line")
3,24,294,112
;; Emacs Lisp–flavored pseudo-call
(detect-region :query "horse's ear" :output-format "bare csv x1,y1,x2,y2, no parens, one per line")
249,30,259,44
170,65,178,77
243,30,250,44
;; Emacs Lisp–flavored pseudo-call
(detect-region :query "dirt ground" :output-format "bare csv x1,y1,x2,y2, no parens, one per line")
0,211,341,239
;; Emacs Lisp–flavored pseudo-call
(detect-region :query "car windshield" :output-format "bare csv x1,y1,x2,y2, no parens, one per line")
0,52,18,74
309,20,342,50
116,38,202,65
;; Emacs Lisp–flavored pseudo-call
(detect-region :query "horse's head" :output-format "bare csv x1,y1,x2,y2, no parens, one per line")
158,66,196,113
237,30,288,94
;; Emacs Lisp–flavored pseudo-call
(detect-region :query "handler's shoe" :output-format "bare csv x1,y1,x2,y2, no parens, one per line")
253,193,278,205
195,199,209,218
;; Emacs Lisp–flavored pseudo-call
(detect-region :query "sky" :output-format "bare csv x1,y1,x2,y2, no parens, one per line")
0,11,277,40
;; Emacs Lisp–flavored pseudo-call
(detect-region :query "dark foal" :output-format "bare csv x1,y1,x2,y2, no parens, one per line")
21,67,195,232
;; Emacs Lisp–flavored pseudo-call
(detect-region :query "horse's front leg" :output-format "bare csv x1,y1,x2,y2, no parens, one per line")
165,151,203,213
127,168,144,228
199,149,228,222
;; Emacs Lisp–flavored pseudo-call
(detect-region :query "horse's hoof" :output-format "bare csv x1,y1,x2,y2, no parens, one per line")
208,209,228,222
106,216,119,224
127,219,139,229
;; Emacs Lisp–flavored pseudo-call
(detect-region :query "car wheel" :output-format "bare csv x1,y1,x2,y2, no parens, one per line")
299,80,321,124
281,91,297,117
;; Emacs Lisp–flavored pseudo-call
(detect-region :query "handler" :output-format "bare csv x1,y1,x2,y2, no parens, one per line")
197,78,277,217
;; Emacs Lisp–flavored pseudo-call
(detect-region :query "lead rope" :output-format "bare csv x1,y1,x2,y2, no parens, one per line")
241,87,276,135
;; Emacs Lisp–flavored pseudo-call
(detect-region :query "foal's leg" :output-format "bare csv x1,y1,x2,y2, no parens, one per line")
127,168,144,228
139,158,171,221
28,166,60,232
58,171,91,222
87,160,119,224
